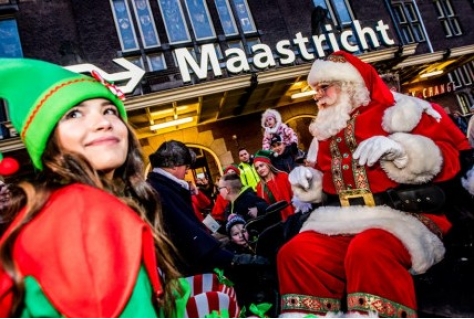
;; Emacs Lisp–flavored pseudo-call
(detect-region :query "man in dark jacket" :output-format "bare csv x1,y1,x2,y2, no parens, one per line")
218,174,269,222
269,135,298,173
146,140,268,277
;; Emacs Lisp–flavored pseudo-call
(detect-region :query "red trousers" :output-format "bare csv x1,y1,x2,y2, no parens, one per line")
277,229,417,317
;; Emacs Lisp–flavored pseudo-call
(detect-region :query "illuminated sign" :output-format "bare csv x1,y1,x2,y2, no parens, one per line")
175,19,394,82
407,82,455,98
65,58,145,94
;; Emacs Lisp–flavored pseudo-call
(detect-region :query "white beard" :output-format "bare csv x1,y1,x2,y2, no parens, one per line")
309,92,354,141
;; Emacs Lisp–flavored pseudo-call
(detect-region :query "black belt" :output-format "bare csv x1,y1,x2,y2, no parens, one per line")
324,185,446,214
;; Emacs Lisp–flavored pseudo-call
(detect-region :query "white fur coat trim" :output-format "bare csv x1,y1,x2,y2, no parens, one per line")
461,166,474,196
380,133,442,184
382,92,441,133
300,205,445,275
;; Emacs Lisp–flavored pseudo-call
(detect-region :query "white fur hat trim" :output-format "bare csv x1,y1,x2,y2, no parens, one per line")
307,58,365,88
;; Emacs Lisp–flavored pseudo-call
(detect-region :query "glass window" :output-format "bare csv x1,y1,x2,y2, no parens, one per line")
450,70,463,88
233,0,257,33
110,0,140,51
147,53,167,71
227,40,244,50
127,56,145,70
214,43,224,60
185,0,216,40
333,0,351,24
312,0,353,27
157,0,191,44
245,38,260,53
131,0,161,48
0,19,23,58
432,0,462,38
457,93,471,114
215,0,238,35
460,65,472,86
173,47,197,69
389,1,425,44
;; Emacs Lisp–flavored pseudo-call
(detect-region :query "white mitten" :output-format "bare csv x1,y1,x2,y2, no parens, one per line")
289,166,313,190
353,136,408,168
289,167,324,203
462,166,474,196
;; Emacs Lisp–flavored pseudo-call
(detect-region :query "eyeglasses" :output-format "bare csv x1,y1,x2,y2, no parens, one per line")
314,83,338,95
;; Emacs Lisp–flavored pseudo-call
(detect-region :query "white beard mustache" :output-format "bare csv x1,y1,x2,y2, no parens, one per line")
309,93,353,141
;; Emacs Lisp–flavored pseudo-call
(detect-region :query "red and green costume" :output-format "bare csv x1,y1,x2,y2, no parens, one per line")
0,183,169,317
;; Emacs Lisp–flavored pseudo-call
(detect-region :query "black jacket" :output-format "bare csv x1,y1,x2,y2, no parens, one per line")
147,171,234,276
223,187,269,222
271,143,298,173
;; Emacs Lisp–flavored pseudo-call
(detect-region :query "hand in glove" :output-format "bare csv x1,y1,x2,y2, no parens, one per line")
353,136,408,168
288,166,313,191
232,254,269,266
289,167,324,203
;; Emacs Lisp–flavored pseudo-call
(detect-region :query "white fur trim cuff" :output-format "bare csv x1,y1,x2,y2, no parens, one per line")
380,133,442,184
301,205,445,274
462,166,474,196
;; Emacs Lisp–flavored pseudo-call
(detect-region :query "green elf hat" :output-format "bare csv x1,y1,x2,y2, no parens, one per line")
0,58,127,170
254,149,275,164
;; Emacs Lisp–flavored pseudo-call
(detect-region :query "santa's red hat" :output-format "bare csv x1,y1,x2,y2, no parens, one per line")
307,51,394,108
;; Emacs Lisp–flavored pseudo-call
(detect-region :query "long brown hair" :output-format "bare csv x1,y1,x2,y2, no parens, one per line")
0,121,181,316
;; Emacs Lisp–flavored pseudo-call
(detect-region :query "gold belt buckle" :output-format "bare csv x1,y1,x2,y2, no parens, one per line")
338,188,375,207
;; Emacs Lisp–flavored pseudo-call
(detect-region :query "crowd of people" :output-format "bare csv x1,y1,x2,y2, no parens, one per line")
0,51,474,318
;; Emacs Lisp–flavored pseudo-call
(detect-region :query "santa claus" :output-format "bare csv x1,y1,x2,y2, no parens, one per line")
278,51,471,317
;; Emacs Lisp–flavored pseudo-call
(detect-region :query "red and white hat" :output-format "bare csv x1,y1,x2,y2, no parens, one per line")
184,273,240,318
307,51,395,108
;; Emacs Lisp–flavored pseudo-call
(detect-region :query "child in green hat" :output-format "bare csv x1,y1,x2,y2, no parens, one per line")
0,58,183,317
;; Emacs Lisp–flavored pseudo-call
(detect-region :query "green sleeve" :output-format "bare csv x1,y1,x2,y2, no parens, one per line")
21,266,160,318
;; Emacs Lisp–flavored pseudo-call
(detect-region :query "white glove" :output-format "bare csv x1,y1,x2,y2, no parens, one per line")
289,166,313,191
353,136,408,168
289,167,324,203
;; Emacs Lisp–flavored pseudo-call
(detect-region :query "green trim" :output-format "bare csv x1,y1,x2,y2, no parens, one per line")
21,276,61,317
347,292,416,318
280,293,341,315
21,266,159,317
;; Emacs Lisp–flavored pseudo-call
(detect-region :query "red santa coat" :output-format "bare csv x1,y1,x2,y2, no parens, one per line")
278,50,471,317
317,101,468,195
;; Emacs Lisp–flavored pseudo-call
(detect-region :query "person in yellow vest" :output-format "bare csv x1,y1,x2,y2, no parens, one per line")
237,147,260,191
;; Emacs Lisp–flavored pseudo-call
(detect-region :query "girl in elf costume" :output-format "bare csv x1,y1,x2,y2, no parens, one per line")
0,58,186,317
253,150,295,222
